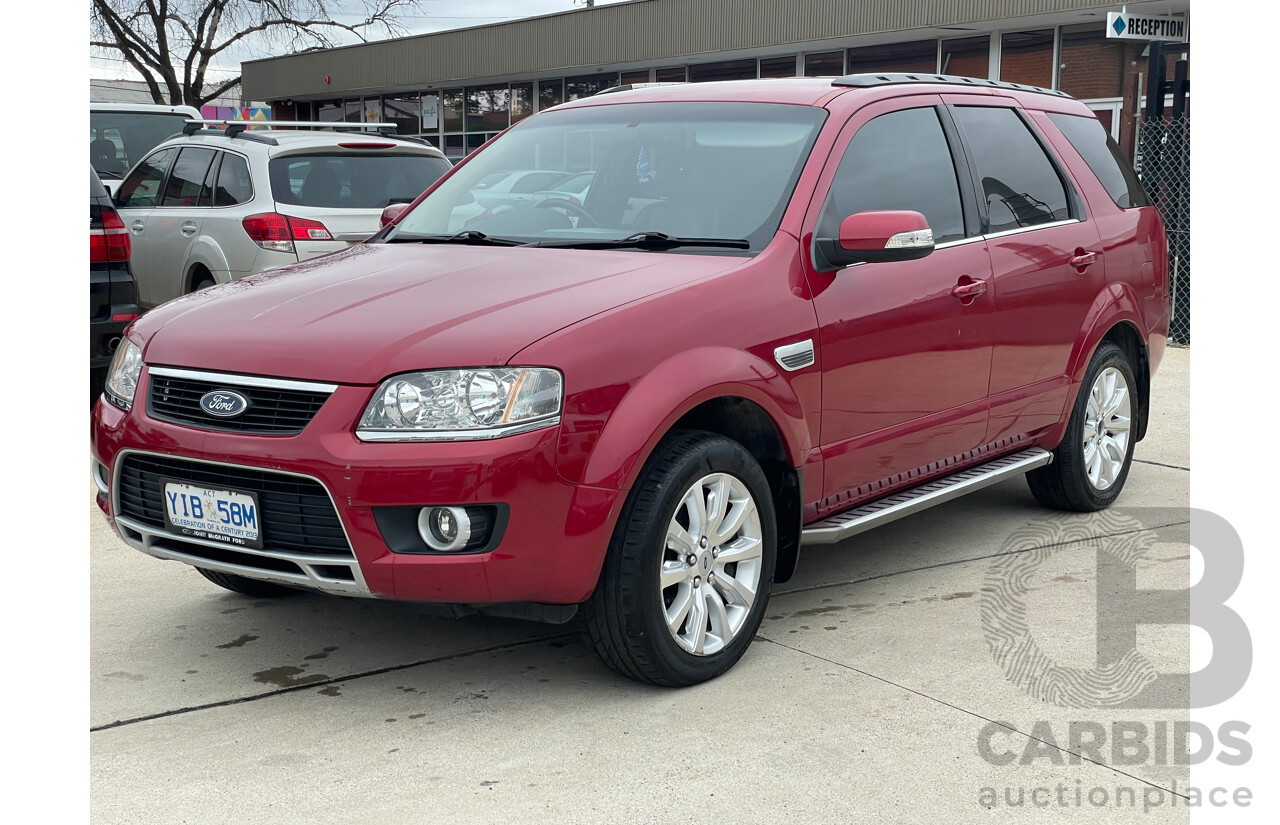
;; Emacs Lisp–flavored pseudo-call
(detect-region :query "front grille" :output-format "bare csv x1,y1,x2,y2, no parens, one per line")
148,374,330,434
116,454,352,557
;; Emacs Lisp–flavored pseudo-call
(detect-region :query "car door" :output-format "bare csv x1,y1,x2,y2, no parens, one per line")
143,146,218,306
946,100,1107,443
805,97,995,513
113,146,178,307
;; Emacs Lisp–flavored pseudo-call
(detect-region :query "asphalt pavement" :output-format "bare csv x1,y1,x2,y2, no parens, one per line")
90,347,1191,823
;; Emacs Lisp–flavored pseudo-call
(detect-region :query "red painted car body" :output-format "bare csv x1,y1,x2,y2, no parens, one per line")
91,77,1169,610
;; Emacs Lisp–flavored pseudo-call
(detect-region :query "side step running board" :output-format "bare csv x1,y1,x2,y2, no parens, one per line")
801,448,1053,546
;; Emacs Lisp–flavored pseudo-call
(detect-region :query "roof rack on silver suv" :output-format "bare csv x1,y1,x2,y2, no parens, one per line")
178,120,421,147
832,73,1071,98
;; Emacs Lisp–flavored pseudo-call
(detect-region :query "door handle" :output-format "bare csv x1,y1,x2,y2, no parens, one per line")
130,220,144,233
1069,250,1099,271
180,221,198,236
951,278,988,301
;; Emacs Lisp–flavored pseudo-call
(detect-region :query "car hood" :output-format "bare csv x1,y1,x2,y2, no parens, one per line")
134,243,746,384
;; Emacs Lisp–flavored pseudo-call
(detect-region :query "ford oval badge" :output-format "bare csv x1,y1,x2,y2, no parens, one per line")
200,390,250,418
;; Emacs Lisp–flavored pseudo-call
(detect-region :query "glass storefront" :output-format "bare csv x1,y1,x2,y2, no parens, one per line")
286,24,1150,162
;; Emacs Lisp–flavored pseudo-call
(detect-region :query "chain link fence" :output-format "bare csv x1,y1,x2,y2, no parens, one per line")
1137,117,1190,346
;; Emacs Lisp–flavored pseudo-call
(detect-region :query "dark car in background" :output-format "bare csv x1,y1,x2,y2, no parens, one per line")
91,166,141,403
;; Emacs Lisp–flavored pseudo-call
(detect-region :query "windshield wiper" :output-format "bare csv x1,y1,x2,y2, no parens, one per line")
526,232,751,251
387,230,524,247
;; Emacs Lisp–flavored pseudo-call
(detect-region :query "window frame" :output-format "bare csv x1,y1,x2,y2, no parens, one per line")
815,102,981,256
115,146,179,209
211,150,254,208
159,146,218,208
946,102,1086,236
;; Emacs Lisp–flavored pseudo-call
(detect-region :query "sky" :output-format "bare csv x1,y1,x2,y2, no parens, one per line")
90,0,633,82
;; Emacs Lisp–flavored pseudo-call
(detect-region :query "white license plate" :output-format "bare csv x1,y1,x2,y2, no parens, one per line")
162,480,263,549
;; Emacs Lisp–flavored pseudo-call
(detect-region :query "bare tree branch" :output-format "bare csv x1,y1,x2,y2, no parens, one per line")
91,0,420,107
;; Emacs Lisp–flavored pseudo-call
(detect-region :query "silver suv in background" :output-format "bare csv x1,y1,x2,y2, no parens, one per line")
112,121,452,307
91,103,202,196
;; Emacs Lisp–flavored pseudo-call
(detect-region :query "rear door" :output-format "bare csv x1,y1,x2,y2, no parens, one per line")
114,147,178,307
142,146,218,305
947,100,1107,443
269,149,452,259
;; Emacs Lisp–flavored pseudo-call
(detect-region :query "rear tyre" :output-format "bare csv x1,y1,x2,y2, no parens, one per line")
1027,341,1137,512
581,430,777,686
195,567,302,598
190,271,216,293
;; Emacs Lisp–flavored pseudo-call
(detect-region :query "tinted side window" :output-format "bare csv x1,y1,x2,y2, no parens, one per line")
214,153,252,206
821,107,966,244
1047,112,1149,209
952,106,1070,233
116,147,177,208
161,147,216,207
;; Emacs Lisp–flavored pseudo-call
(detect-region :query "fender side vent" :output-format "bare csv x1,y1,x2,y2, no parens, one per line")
774,340,815,372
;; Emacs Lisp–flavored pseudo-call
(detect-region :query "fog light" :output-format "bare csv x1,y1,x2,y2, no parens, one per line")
417,506,471,552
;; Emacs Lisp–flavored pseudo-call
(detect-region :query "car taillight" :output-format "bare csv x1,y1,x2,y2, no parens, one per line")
241,213,333,253
91,210,131,263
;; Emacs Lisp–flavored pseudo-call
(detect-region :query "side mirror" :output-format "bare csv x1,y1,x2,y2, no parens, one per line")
814,210,935,269
380,202,410,228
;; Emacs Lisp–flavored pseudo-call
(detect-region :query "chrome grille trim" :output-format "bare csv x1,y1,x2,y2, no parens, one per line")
110,449,371,598
148,366,338,394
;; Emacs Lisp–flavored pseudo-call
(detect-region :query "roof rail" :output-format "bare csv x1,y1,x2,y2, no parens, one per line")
594,82,687,96
832,73,1072,98
180,119,409,146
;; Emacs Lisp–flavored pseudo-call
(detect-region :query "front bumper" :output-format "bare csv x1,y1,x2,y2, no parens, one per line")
91,368,623,605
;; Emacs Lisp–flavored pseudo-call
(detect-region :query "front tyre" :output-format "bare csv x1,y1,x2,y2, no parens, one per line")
1027,341,1137,511
581,430,777,686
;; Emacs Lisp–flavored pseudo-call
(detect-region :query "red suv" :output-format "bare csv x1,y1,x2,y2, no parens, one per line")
92,75,1169,686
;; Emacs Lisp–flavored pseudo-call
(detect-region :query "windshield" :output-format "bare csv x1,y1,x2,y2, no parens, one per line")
269,152,452,209
387,101,827,252
90,111,191,179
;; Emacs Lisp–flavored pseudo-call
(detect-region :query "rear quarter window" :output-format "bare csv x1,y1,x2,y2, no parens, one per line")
1047,112,1150,209
269,153,451,209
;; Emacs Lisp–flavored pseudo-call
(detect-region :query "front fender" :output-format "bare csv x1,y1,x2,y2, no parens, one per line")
576,346,810,490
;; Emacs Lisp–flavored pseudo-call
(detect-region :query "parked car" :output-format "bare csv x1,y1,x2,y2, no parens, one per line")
111,123,452,307
90,166,142,404
91,103,202,196
92,75,1169,686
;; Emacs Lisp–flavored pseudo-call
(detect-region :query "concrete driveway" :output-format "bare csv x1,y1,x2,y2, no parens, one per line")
91,348,1190,823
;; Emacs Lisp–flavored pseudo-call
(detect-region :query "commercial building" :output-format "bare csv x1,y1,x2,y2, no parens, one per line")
242,0,1189,161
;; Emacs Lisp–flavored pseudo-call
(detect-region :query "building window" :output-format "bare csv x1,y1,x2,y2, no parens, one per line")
655,66,687,83
1058,23,1126,99
466,84,510,133
383,94,422,135
689,59,756,83
511,83,534,123
444,134,464,160
941,35,990,79
1000,30,1054,88
759,56,796,78
317,102,343,123
847,40,938,74
566,74,618,100
804,51,844,77
538,79,564,111
442,89,464,133
620,70,650,85
343,99,363,122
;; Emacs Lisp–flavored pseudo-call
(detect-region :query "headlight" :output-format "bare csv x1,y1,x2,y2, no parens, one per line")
104,340,143,410
357,367,562,441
